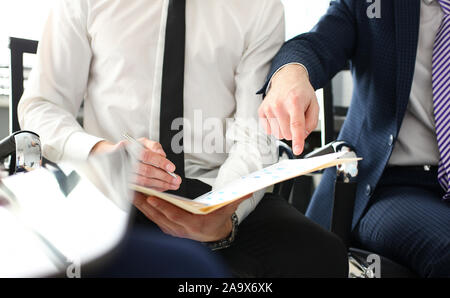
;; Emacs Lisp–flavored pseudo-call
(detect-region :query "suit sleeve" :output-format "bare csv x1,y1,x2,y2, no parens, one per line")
262,0,357,92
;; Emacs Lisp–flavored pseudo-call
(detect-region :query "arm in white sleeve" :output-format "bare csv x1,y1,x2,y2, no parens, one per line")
213,0,285,224
18,0,103,162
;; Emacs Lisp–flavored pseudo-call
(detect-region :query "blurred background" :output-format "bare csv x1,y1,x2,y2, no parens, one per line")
0,0,347,141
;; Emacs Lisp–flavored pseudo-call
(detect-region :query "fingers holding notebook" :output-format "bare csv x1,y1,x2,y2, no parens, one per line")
132,192,252,242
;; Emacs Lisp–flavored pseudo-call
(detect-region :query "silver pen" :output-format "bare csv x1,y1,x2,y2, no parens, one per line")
122,133,178,179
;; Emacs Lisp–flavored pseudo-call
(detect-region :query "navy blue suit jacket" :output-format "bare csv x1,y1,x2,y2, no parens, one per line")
265,0,422,230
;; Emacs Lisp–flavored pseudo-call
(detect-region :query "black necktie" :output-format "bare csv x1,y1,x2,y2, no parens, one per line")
160,0,186,196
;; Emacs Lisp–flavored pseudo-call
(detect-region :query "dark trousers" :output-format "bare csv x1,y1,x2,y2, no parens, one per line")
86,227,230,278
354,166,450,278
216,193,348,278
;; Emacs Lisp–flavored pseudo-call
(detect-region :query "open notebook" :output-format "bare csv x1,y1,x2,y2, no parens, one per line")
132,152,360,215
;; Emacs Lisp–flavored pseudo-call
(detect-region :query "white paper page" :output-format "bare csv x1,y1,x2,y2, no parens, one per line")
194,152,348,206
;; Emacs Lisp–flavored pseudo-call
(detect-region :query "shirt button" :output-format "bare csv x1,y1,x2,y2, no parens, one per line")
388,134,394,146
365,184,372,196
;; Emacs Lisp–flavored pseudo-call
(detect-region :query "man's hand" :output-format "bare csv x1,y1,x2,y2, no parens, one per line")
134,193,250,242
91,138,181,192
258,64,319,155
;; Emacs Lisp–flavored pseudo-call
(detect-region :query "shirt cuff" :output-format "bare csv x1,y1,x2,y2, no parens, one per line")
62,131,105,161
265,63,310,95
234,188,266,225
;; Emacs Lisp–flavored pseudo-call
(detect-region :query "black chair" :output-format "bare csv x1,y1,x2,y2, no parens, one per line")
289,69,350,213
8,37,39,134
304,141,418,278
321,63,352,144
299,65,419,278
273,140,296,200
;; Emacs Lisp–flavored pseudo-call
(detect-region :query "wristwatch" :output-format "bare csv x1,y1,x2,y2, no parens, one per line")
203,213,239,251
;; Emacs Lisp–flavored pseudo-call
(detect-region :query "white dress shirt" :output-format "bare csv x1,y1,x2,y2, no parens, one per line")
389,0,442,166
18,0,285,223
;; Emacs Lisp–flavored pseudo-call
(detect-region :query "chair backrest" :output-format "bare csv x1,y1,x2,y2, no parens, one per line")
8,37,39,134
321,63,352,144
321,82,335,145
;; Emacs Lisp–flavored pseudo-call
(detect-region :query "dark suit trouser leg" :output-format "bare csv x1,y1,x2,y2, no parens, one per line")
86,227,231,278
216,194,349,278
353,167,450,278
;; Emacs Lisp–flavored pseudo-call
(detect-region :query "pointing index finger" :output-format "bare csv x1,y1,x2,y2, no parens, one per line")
289,106,306,155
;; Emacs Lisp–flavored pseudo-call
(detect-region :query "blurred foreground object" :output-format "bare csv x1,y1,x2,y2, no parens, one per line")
0,148,132,277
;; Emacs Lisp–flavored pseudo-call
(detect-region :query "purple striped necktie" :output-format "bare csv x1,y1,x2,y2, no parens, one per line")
433,0,450,200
